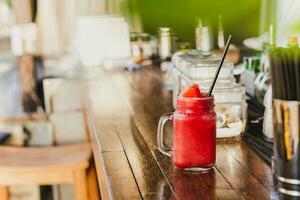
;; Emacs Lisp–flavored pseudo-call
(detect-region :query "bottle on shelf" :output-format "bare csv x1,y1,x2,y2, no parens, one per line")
158,27,173,61
217,15,225,49
195,19,211,52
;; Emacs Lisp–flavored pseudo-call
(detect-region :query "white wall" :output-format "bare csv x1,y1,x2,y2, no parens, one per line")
276,0,300,46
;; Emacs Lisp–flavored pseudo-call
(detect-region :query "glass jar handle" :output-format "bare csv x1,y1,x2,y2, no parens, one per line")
157,113,173,157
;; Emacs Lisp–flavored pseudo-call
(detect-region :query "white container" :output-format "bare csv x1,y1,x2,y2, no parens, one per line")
11,23,38,56
158,27,173,60
196,27,211,52
263,86,273,139
77,15,131,67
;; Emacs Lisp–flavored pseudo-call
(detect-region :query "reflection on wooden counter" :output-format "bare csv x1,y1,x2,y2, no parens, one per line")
85,66,277,200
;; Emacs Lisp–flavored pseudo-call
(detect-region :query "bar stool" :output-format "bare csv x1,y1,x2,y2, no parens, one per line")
0,143,91,200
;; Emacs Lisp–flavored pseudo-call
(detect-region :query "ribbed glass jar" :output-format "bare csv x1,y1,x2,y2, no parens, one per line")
170,50,247,140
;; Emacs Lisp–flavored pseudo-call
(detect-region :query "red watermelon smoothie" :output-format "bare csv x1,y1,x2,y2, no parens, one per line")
173,84,216,170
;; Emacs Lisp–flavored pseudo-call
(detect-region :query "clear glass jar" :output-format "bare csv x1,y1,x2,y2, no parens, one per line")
171,50,247,140
157,96,216,171
185,57,233,80
140,33,153,60
164,52,185,92
168,52,190,107
172,68,182,108
212,87,247,139
172,59,193,107
171,52,233,108
185,78,247,140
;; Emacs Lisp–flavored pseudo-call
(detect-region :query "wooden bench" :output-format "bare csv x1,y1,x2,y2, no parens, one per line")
0,143,91,200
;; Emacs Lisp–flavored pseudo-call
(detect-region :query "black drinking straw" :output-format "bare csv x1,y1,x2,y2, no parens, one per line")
208,35,232,96
288,48,296,100
270,47,300,101
282,50,292,100
278,49,287,99
269,50,278,98
272,49,285,99
293,48,300,100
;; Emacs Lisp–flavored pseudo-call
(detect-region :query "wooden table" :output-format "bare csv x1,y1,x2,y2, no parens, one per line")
85,66,278,200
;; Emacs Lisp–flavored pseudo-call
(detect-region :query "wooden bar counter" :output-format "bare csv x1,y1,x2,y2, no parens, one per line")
85,66,277,200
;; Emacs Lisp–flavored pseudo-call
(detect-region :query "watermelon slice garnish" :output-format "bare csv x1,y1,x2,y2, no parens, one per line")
180,84,202,98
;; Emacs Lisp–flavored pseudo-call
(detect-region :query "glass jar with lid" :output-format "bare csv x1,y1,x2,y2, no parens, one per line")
171,50,213,106
186,58,233,80
182,76,247,140
167,52,190,107
164,52,184,93
172,53,234,107
172,50,247,140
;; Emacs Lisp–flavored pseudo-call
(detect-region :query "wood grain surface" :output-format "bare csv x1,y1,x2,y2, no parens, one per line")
86,66,277,200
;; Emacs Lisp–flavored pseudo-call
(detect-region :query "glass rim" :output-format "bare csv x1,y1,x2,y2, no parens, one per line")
177,95,214,101
192,61,233,67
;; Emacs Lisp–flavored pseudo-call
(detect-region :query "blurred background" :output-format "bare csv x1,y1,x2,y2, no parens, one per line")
0,0,275,55
1,0,296,59
118,0,261,45
0,0,300,199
